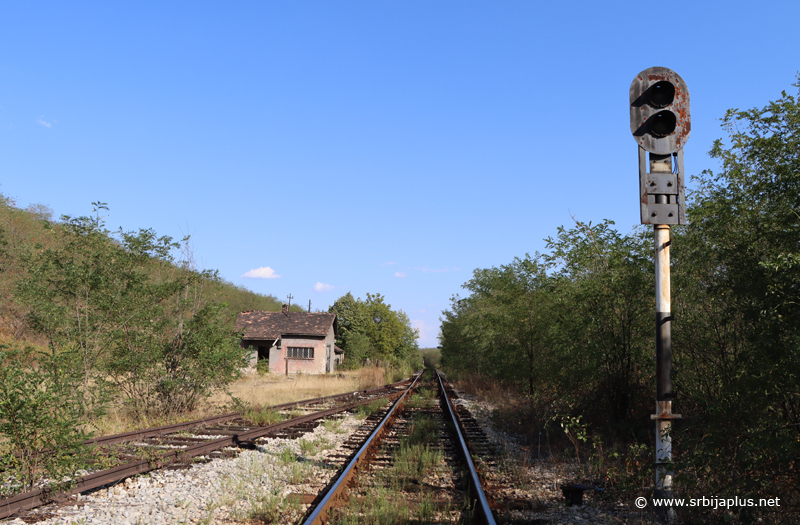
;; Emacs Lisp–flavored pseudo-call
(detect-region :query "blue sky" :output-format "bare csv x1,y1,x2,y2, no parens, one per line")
2,1,799,347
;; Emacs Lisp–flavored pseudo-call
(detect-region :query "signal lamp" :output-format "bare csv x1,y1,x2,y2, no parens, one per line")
649,81,675,108
650,111,677,137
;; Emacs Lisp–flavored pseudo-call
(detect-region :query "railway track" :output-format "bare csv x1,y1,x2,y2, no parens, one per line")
301,369,497,524
3,370,513,524
0,376,416,520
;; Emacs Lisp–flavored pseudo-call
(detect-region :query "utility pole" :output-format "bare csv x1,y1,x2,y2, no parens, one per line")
286,293,294,376
629,67,691,521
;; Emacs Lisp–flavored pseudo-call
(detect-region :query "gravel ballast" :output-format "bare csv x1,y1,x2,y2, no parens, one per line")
7,414,365,525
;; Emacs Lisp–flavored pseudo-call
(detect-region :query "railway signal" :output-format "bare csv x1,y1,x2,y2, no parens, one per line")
630,66,689,521
630,67,690,225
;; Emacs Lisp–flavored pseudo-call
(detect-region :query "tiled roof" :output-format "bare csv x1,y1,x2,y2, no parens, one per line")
235,311,336,340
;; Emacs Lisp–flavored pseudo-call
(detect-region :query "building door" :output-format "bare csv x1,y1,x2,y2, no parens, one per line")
326,345,331,373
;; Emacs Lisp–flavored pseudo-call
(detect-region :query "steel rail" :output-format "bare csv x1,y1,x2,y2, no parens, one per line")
0,377,417,520
83,376,416,448
3,376,416,477
301,371,424,525
436,370,497,525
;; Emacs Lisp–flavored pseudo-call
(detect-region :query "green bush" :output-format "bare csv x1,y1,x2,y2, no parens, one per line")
0,345,98,495
108,302,248,417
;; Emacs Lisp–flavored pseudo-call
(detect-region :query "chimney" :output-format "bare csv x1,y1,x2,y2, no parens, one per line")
282,303,289,315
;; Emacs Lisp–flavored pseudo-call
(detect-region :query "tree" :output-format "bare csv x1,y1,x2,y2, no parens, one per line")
440,221,653,436
394,310,422,368
16,204,249,418
16,204,182,414
672,78,800,514
329,292,419,368
544,220,653,423
329,292,371,368
448,254,553,395
362,293,404,362
110,301,246,416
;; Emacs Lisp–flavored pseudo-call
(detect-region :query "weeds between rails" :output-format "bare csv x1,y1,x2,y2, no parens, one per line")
330,378,474,524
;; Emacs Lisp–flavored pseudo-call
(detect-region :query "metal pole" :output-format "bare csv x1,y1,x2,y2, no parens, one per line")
650,155,680,522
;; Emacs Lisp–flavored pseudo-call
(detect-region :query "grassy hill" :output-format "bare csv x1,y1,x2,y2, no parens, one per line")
0,193,291,346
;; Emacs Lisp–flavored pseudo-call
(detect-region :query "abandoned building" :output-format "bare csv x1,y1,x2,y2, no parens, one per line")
235,305,344,374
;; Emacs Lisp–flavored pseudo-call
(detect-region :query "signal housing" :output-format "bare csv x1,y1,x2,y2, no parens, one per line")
630,67,690,155
630,67,690,225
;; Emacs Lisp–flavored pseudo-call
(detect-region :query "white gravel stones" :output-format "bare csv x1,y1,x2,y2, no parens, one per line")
10,414,364,525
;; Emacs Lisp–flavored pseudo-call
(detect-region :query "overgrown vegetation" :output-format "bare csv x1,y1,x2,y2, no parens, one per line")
9,203,249,420
419,347,441,368
0,198,287,495
334,484,428,525
329,292,423,371
355,398,389,419
440,78,800,523
245,405,286,426
0,197,289,347
394,414,443,483
0,344,97,494
333,410,455,524
299,436,332,456
323,416,348,434
406,387,435,410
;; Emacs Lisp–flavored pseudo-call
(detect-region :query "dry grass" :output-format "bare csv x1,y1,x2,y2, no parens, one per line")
89,367,391,437
218,366,388,409
450,372,512,406
215,371,364,409
355,365,386,390
88,403,221,437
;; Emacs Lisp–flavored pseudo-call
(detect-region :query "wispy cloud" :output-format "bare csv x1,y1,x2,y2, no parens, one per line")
394,272,407,278
381,261,397,266
37,116,53,128
313,282,334,293
412,319,437,346
241,266,281,279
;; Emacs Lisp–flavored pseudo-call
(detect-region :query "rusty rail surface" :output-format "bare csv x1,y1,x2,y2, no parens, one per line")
83,376,415,449
302,369,497,524
436,370,497,525
0,376,417,520
301,371,424,524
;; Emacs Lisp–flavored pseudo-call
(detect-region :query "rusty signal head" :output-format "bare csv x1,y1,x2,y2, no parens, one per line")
630,67,690,154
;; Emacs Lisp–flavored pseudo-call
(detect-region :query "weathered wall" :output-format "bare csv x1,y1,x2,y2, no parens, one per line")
269,336,327,374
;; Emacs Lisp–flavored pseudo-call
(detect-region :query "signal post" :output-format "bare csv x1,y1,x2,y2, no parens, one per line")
629,67,691,521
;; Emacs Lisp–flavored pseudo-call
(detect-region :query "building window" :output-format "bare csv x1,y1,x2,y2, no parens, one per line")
287,347,314,360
